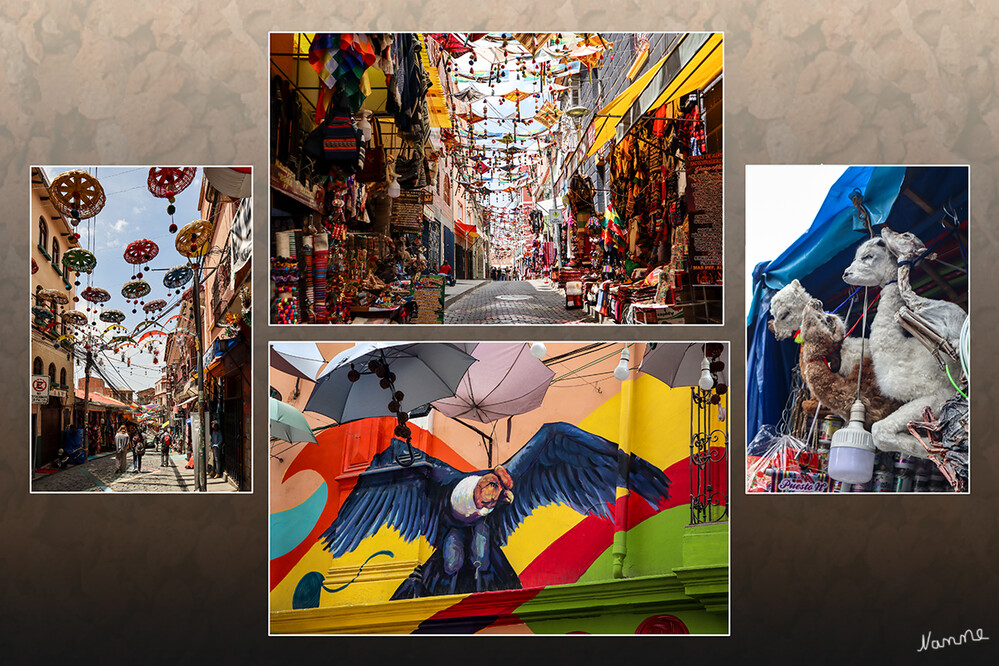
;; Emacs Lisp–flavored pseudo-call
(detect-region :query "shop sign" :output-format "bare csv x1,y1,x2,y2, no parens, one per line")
31,375,49,404
50,388,68,398
391,190,425,233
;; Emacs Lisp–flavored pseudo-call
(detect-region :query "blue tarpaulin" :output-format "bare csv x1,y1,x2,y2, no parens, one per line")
746,166,969,443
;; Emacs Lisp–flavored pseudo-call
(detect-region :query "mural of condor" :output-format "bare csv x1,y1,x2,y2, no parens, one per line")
310,422,670,601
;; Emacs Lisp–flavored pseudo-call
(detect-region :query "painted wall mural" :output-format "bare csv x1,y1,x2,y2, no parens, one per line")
270,343,728,635
312,422,670,601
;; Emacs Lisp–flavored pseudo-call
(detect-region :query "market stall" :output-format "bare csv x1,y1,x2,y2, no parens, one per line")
555,34,724,324
746,166,969,493
270,33,440,324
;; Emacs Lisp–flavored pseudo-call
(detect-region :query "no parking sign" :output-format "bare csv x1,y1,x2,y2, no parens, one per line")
31,374,50,405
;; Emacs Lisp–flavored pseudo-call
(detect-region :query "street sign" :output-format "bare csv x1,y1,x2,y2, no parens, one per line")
31,375,50,405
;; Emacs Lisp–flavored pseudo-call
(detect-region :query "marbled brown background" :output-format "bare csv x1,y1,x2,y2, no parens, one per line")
1,1,996,661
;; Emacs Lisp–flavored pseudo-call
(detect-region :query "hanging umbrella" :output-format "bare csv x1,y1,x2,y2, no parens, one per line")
270,398,318,445
305,343,477,425
639,342,729,388
270,342,328,381
432,343,553,423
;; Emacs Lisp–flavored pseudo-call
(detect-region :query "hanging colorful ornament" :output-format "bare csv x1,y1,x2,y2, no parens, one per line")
37,288,69,305
143,299,167,314
32,306,54,321
61,311,88,327
175,219,214,258
81,286,111,304
123,239,159,273
147,167,196,223
49,170,106,224
121,279,151,300
99,309,126,323
163,264,194,289
61,247,97,274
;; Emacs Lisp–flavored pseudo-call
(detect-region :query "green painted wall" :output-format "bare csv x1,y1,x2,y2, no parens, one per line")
515,508,728,634
520,608,728,635
575,505,690,582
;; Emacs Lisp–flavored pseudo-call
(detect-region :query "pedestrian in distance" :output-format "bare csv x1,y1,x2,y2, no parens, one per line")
210,420,223,479
114,425,130,474
160,430,172,467
132,428,145,472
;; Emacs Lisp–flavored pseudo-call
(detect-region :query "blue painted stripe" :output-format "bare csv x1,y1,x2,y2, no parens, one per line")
270,483,328,560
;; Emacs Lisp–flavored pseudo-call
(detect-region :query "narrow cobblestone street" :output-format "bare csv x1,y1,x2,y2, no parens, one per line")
444,279,594,324
31,447,237,493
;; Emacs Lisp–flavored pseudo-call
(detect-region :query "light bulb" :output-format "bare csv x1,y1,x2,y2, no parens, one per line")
613,346,631,381
698,357,715,391
828,400,876,484
529,342,546,359
387,179,401,198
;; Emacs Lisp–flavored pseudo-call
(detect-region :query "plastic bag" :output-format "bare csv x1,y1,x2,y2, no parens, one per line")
746,425,813,493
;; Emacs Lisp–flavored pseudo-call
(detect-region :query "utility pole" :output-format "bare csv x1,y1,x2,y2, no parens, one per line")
82,347,92,458
191,261,208,492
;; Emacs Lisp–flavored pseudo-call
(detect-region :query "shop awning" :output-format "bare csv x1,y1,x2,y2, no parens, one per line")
455,221,477,239
176,396,197,409
74,389,130,410
586,33,722,159
586,53,671,160
645,32,722,116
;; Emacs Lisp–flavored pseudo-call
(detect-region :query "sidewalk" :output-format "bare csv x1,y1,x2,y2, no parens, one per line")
31,446,238,493
444,279,490,307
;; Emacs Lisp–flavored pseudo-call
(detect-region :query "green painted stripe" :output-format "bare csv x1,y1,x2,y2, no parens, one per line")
81,469,112,492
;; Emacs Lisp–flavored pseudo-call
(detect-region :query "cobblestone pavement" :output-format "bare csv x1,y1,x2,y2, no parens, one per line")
31,447,237,493
444,279,595,324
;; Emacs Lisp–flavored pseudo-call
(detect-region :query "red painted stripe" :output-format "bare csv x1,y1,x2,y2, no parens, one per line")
518,456,695,589
271,420,473,590
420,455,709,627
422,588,541,623
614,494,629,533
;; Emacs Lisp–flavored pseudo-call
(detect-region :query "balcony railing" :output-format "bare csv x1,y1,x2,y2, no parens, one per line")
689,387,728,525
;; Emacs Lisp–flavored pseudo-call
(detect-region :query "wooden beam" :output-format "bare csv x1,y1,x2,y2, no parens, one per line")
903,187,934,214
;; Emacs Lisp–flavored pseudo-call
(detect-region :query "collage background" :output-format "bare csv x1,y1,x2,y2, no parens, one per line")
1,1,995,660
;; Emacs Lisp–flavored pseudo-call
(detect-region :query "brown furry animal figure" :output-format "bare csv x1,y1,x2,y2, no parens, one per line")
799,299,903,428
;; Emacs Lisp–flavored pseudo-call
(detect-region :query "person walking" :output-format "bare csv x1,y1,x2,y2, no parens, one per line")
132,428,146,472
114,425,130,474
210,421,223,479
160,429,172,467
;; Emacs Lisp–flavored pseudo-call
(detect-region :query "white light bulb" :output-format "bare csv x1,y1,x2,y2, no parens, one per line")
828,400,876,484
614,346,631,381
529,342,546,359
698,357,715,391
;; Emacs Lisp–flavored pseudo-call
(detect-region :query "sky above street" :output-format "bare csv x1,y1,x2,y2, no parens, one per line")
744,165,848,310
42,166,204,393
